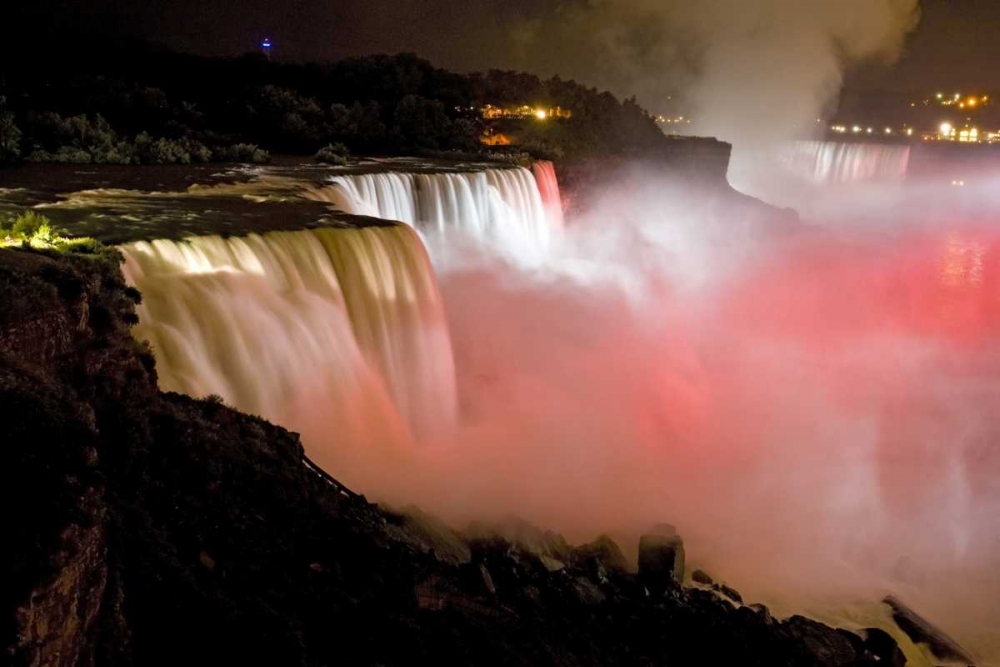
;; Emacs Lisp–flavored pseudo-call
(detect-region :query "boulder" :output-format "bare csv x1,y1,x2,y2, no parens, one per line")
782,615,863,666
713,582,743,604
861,627,906,667
638,533,685,594
749,603,774,625
691,569,713,585
572,535,630,582
883,595,974,664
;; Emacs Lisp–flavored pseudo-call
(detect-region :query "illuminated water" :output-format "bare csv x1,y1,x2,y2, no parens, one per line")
78,158,997,664
303,163,561,262
787,141,911,183
120,226,456,457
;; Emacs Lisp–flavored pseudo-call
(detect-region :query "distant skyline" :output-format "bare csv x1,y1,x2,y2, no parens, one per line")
11,0,1000,106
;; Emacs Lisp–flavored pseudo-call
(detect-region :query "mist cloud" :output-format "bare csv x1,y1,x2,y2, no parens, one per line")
505,0,920,151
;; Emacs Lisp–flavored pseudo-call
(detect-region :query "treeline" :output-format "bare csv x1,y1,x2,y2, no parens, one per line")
0,37,668,165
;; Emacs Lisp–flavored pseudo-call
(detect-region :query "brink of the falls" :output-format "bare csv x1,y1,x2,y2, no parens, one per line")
786,141,911,183
303,163,563,262
120,225,457,456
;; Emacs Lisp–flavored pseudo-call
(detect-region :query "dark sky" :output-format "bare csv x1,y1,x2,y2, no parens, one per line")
12,0,1000,98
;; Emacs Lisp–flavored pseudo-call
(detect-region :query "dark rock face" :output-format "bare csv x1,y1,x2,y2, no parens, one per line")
1,247,901,666
638,533,685,594
714,583,743,604
884,595,974,663
692,569,714,585
570,535,630,582
862,627,907,667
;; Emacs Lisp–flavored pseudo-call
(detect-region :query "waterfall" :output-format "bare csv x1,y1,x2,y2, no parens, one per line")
303,164,562,259
532,160,565,230
787,141,911,183
120,225,457,448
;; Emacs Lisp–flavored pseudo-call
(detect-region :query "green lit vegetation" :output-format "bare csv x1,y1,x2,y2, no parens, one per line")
1,210,112,259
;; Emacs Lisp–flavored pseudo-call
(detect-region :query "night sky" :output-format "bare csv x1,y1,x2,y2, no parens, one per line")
11,0,1000,100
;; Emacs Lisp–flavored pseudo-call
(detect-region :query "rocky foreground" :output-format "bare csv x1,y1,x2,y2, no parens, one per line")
0,246,971,666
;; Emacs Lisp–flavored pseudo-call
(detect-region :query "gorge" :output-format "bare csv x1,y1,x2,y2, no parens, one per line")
4,146,999,665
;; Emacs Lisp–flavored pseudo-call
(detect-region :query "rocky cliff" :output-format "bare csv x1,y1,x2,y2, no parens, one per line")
2,245,908,666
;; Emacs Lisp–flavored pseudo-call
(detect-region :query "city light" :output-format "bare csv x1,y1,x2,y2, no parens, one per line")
535,109,548,120
940,122,953,137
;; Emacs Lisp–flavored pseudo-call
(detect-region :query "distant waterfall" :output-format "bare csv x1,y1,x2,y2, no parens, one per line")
120,226,457,445
303,164,562,259
788,141,911,183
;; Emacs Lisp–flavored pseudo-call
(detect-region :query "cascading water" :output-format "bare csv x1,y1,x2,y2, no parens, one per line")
120,225,457,455
532,160,565,230
303,163,562,261
787,141,911,183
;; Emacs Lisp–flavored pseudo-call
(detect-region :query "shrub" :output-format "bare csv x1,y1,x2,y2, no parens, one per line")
214,143,271,164
134,133,211,165
0,213,118,269
0,96,21,163
11,211,52,242
26,147,93,164
314,143,350,165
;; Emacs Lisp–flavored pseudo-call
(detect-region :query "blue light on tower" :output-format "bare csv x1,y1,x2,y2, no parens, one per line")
261,38,273,60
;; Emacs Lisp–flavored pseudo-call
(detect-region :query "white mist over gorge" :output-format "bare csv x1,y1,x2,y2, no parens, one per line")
108,154,1000,664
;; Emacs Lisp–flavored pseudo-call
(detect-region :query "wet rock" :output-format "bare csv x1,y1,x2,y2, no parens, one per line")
883,595,974,664
782,615,864,667
749,603,774,625
572,535,630,582
638,533,685,594
571,577,606,606
691,569,714,585
713,582,743,604
466,516,572,563
478,563,496,596
862,627,906,667
389,506,471,565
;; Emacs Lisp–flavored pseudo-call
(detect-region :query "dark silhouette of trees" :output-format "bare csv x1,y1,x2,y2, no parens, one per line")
0,39,669,163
